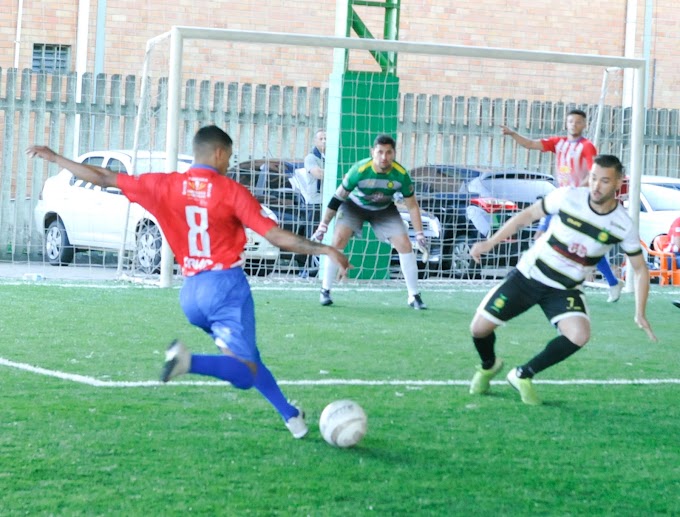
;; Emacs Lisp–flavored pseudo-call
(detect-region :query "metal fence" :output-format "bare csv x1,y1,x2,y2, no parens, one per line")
1,68,679,260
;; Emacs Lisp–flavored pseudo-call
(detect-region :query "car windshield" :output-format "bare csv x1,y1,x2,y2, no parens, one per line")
642,183,680,211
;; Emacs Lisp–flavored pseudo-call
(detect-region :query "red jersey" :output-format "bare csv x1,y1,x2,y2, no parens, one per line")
665,217,680,252
117,165,277,276
541,136,597,187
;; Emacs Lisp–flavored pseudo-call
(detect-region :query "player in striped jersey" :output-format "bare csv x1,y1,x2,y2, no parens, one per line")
467,154,657,405
502,109,623,303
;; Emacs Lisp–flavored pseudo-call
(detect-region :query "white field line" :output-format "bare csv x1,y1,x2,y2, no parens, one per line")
2,357,679,388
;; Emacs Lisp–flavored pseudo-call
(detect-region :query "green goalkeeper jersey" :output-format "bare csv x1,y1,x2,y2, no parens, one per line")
342,157,415,211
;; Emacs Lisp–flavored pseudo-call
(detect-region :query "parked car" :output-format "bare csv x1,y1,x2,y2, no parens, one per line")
34,150,280,274
632,175,680,249
410,165,557,277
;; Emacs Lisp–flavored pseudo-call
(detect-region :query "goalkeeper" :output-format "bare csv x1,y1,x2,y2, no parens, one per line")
313,134,428,310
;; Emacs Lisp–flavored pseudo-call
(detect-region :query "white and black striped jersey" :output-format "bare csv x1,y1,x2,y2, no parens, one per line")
517,187,642,290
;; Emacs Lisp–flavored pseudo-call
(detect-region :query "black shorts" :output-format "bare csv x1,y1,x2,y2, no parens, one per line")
477,269,590,327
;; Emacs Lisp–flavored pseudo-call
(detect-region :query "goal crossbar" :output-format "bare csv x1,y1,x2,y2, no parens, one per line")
170,27,644,69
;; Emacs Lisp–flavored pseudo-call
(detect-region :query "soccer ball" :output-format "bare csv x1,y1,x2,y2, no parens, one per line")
319,399,367,448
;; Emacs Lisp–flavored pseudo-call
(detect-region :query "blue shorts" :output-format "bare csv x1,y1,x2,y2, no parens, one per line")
179,268,261,363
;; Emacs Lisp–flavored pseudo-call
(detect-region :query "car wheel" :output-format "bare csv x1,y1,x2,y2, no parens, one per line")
45,219,74,266
135,221,162,274
451,238,479,279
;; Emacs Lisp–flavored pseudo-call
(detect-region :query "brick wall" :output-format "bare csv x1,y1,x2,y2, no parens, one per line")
0,0,676,108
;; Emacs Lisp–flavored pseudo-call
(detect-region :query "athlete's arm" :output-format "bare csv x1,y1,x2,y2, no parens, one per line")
402,195,424,234
26,146,119,188
627,252,657,342
264,226,350,276
318,184,351,227
500,126,543,150
470,200,546,263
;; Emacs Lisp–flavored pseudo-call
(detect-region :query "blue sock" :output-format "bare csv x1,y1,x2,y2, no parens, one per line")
253,361,298,421
597,257,618,287
189,355,255,389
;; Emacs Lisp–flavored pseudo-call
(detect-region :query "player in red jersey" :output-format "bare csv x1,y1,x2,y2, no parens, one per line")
502,109,622,302
27,126,350,440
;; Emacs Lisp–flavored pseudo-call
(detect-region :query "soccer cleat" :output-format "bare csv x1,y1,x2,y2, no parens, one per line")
673,300,680,309
285,406,308,439
320,288,333,306
160,340,191,383
506,367,541,405
607,282,623,303
469,357,504,395
408,293,427,310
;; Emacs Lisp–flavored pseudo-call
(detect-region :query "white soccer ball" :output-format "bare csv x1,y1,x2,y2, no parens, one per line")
319,399,367,448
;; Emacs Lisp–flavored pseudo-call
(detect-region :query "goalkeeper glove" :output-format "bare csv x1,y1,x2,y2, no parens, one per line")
415,231,429,263
313,222,328,242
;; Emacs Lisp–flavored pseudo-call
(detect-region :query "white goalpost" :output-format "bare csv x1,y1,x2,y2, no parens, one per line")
131,27,646,288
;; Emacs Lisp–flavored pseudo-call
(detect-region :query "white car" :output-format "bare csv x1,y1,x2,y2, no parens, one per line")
622,175,680,248
34,150,280,274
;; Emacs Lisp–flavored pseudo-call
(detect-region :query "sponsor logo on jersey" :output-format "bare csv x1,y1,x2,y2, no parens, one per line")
183,256,214,270
183,177,212,200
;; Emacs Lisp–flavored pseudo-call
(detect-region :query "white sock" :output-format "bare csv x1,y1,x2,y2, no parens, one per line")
399,252,419,297
322,258,339,291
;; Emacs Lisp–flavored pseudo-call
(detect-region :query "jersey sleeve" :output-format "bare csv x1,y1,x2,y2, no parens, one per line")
400,172,416,198
541,186,571,215
117,173,164,213
620,223,643,256
540,136,561,153
341,164,360,192
582,142,598,169
231,182,278,236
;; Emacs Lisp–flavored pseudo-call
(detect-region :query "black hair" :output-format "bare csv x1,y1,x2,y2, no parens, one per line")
373,134,396,149
567,109,587,119
593,154,624,176
193,125,233,155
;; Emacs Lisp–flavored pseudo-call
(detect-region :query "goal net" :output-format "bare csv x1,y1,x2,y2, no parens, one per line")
122,28,645,287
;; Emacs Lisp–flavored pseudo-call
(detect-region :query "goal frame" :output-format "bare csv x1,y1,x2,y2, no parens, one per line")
155,26,646,287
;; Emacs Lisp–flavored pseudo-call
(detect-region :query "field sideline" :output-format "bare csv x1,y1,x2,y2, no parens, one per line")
1,280,679,515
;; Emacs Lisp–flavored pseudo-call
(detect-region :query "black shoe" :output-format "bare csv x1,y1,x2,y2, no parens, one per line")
320,288,333,306
408,293,427,310
673,300,680,309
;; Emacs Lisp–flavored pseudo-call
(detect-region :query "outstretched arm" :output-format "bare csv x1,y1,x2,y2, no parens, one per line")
470,200,546,263
627,253,657,342
501,126,544,151
26,146,119,188
264,226,351,277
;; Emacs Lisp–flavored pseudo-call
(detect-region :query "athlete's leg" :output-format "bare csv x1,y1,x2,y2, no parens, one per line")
597,256,619,287
374,205,422,302
178,271,256,389
392,233,419,298
516,290,590,379
321,224,352,291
